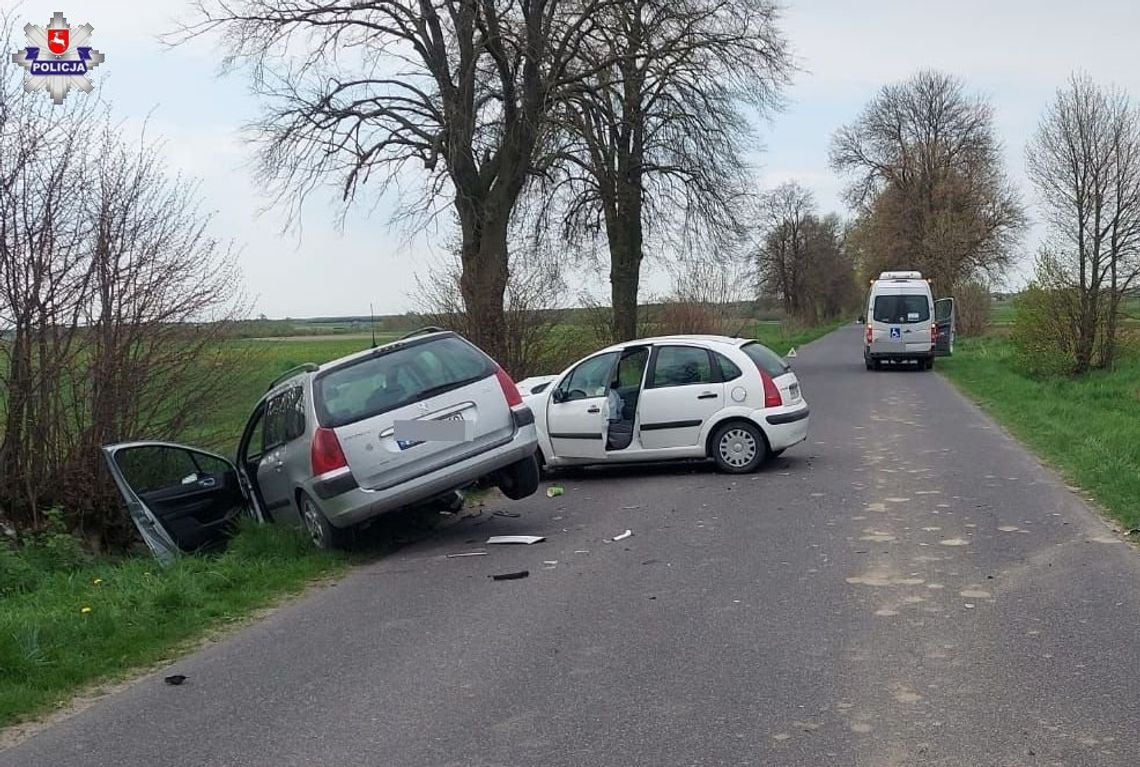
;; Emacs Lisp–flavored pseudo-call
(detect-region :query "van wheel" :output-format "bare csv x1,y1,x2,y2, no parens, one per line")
299,492,351,550
496,455,540,500
924,358,934,370
711,421,768,474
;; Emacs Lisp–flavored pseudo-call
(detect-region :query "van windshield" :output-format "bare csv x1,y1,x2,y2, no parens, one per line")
873,294,930,323
313,335,495,428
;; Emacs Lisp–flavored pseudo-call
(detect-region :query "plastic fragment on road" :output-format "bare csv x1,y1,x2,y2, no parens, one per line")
446,551,488,558
487,535,546,545
610,529,633,542
491,570,530,581
546,486,564,498
164,674,188,686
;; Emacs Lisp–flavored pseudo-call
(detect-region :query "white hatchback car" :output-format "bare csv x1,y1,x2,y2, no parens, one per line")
531,335,809,473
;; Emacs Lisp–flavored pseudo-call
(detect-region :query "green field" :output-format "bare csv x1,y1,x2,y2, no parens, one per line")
939,337,1140,531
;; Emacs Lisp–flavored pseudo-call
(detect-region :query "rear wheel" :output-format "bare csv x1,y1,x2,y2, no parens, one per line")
299,492,352,550
496,454,541,500
923,358,934,370
711,421,768,474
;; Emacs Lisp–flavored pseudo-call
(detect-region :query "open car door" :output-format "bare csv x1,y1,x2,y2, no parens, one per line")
934,298,956,357
101,442,257,563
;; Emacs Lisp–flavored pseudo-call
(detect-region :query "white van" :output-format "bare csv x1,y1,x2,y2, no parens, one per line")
862,271,955,370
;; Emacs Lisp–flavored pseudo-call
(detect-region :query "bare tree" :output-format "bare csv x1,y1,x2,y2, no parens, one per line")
831,70,1024,294
0,20,242,547
413,222,567,378
177,0,619,364
1025,74,1140,372
538,0,791,342
754,183,858,323
754,182,814,318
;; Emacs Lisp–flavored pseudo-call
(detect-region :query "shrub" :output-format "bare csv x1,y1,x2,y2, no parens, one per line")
954,280,993,337
21,509,90,573
1010,285,1078,377
0,546,40,596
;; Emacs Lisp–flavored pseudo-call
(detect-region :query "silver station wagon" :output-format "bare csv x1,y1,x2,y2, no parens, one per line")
103,330,540,560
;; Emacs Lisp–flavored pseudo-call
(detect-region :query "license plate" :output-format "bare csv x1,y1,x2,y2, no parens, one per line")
395,412,468,450
789,383,800,401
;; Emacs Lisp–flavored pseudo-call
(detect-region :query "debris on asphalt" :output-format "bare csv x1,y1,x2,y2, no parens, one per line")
487,535,546,545
446,551,488,558
546,486,565,498
609,529,633,542
493,510,522,518
491,570,530,581
574,550,590,554
164,674,188,686
622,505,643,510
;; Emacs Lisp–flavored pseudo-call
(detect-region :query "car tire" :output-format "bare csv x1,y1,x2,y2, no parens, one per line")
711,421,768,474
924,358,934,370
496,454,541,500
299,492,352,551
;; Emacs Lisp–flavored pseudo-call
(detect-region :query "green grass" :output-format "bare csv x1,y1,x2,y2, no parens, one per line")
938,336,1140,531
753,320,845,353
0,523,344,728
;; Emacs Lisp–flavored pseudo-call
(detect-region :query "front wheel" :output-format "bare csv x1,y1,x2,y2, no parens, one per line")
496,454,540,500
711,421,768,474
299,492,352,550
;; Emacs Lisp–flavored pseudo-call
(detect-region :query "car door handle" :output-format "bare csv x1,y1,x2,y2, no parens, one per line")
586,405,601,414
198,476,217,488
697,393,718,400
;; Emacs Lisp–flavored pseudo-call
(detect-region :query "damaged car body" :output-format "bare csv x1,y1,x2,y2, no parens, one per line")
103,330,540,562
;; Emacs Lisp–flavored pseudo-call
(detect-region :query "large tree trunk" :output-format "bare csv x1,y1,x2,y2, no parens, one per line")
606,177,645,342
456,202,511,367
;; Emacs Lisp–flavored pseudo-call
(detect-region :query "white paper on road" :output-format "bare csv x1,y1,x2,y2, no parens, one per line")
487,535,546,545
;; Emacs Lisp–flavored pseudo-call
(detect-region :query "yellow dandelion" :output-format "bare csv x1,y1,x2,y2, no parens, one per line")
80,606,92,614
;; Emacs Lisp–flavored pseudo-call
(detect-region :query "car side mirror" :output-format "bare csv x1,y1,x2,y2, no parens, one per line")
552,388,565,404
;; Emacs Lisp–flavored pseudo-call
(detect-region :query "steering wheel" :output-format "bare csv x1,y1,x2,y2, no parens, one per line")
568,389,587,401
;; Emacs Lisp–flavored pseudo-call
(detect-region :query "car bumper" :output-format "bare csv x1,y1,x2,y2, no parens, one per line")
310,424,539,528
759,402,810,451
866,342,933,359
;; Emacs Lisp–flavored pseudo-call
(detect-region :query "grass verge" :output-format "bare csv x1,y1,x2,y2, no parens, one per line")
938,336,1140,531
0,522,345,729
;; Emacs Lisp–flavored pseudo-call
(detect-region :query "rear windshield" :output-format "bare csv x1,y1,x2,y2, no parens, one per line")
741,342,788,377
314,335,495,427
874,294,930,323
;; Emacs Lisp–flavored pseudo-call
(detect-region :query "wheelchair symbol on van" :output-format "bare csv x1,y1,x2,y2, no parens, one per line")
890,327,901,340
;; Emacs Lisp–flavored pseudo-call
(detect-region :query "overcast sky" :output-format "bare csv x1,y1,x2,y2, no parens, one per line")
10,0,1140,317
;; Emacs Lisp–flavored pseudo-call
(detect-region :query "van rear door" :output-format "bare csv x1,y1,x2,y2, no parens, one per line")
870,292,933,355
934,298,956,356
313,334,514,491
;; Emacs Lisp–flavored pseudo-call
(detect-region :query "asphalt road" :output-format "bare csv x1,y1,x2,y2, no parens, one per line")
5,325,1140,766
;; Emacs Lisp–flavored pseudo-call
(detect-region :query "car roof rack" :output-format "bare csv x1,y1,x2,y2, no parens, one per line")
266,363,319,391
397,326,447,340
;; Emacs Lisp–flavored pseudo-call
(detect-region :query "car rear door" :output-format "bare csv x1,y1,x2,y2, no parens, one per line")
255,386,306,525
312,334,514,492
934,297,956,356
102,442,254,563
637,345,725,450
